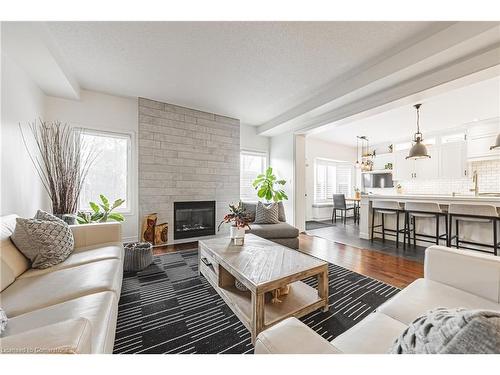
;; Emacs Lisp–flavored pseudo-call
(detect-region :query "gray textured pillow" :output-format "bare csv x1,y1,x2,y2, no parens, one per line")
11,211,74,269
242,202,286,222
0,308,7,335
254,202,280,224
389,308,500,354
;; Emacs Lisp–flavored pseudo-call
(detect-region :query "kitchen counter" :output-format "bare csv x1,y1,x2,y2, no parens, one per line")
359,194,500,247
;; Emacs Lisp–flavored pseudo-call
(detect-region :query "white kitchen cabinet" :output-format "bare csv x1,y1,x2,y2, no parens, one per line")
372,152,394,171
467,120,500,161
413,145,439,180
440,141,467,179
393,149,413,181
393,146,439,180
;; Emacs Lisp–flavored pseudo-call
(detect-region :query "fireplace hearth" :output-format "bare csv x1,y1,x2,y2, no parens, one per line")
173,201,216,240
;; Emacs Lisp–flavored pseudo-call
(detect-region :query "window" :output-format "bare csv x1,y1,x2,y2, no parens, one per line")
314,159,354,203
240,150,267,201
79,129,131,213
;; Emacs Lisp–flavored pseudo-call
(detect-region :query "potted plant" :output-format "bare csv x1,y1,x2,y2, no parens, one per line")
218,201,252,243
252,167,288,202
20,120,97,224
76,194,125,224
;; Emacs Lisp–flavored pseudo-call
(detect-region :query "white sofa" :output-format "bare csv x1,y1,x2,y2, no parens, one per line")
0,215,124,354
255,245,500,354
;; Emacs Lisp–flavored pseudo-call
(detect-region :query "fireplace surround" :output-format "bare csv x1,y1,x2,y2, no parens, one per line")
174,201,216,239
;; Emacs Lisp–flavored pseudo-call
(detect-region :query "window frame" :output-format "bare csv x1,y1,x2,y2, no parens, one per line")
78,127,134,216
239,149,269,202
313,157,354,204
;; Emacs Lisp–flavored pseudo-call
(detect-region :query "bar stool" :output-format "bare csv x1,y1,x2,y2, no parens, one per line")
448,204,499,256
404,201,448,248
371,200,406,248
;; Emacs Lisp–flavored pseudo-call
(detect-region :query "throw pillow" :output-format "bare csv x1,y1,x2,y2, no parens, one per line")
276,201,286,222
0,308,7,335
241,202,257,222
254,202,280,224
11,211,74,269
389,307,500,354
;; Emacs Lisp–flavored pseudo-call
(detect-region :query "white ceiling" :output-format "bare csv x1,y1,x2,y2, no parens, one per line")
308,75,500,146
43,21,445,125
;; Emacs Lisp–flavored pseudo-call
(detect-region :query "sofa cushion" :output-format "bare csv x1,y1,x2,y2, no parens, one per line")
377,278,500,326
242,202,286,222
389,308,500,354
254,202,279,224
0,318,92,354
1,258,122,317
11,214,74,269
1,215,30,292
2,291,117,354
247,222,299,239
332,312,407,354
17,244,123,279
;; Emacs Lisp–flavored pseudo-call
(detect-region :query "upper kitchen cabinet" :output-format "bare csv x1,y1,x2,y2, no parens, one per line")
393,146,439,180
439,140,467,179
467,119,500,161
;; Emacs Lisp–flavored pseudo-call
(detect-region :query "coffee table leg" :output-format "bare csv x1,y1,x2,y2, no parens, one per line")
318,268,329,312
251,292,265,344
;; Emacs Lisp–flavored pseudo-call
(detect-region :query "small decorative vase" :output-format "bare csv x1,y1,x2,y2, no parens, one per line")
230,226,245,239
355,191,361,199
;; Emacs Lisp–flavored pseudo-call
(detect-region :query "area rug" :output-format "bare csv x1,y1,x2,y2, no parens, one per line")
113,249,399,354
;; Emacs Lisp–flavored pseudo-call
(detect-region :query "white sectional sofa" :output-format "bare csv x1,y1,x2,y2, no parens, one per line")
255,245,500,354
0,215,124,354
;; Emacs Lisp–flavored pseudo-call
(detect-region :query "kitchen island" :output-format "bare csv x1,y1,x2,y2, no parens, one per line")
359,194,500,249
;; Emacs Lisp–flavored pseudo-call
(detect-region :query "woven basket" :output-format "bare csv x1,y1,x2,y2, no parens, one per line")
124,242,153,272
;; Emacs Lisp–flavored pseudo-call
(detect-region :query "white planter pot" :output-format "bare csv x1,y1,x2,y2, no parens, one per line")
230,226,245,239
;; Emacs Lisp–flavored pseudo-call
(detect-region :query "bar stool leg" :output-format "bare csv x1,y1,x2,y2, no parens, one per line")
455,219,460,249
493,219,497,256
381,214,385,242
447,214,452,247
412,217,416,247
435,214,440,245
444,215,448,247
396,212,400,249
371,209,375,243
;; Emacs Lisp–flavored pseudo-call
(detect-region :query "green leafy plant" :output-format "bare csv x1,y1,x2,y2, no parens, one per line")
252,167,288,202
76,194,125,224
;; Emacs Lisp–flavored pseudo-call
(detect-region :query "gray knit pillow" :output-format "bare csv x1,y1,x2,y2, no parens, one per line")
389,308,500,354
254,202,279,224
11,211,74,269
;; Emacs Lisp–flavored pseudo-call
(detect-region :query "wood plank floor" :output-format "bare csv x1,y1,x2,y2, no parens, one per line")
153,233,424,289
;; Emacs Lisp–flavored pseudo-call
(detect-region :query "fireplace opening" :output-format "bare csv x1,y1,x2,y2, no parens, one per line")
173,201,216,240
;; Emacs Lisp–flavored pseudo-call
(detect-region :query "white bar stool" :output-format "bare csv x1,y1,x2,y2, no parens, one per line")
371,200,405,248
448,204,499,255
404,201,448,247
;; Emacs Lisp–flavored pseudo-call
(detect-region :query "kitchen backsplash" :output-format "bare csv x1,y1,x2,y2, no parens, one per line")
400,159,500,195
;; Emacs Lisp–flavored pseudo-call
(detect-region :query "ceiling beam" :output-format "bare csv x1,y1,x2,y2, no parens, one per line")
257,22,500,136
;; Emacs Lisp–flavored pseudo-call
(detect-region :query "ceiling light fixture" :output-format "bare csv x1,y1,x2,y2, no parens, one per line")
406,104,430,160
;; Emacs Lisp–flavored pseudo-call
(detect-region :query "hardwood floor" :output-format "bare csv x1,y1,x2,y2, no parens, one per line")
298,233,423,289
153,233,424,289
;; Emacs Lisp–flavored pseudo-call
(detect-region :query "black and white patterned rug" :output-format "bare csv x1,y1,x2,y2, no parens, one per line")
113,249,399,354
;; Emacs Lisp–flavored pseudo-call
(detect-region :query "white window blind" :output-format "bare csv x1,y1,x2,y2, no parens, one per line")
314,159,353,203
79,130,131,213
240,151,267,201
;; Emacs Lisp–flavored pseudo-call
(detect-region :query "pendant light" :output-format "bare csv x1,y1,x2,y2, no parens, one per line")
355,136,361,168
490,133,500,150
406,103,431,160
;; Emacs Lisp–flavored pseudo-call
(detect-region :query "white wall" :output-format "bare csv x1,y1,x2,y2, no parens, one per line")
305,137,357,220
240,124,269,153
45,90,139,241
1,55,51,217
270,133,295,225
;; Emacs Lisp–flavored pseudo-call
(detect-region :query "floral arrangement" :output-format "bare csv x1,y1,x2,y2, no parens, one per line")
217,201,252,231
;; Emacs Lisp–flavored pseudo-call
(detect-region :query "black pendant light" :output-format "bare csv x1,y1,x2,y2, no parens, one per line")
406,104,431,160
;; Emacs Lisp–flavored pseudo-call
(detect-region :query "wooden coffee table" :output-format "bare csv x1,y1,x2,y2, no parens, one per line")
198,234,329,343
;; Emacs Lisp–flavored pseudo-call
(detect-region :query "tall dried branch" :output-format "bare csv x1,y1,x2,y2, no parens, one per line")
20,120,99,215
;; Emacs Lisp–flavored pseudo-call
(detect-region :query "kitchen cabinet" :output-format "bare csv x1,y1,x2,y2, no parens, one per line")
393,146,438,180
440,141,467,179
467,120,500,161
